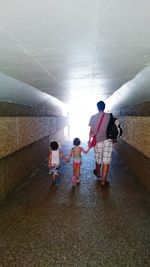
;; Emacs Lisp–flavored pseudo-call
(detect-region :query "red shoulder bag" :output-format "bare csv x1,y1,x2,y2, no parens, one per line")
89,113,105,148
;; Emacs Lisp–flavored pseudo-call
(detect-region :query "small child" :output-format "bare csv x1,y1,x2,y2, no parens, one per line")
48,141,67,185
67,137,90,186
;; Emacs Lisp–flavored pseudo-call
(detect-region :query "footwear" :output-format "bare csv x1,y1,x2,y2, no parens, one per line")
93,169,101,178
55,177,61,185
101,181,109,186
72,176,77,186
52,180,56,185
77,178,80,184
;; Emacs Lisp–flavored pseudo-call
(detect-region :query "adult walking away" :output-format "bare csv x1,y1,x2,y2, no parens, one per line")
88,101,113,186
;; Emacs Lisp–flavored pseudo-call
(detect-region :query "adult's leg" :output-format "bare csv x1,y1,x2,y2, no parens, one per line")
94,143,102,177
101,139,113,186
101,164,109,185
95,162,101,176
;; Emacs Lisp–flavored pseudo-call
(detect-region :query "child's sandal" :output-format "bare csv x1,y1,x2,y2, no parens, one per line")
72,176,77,186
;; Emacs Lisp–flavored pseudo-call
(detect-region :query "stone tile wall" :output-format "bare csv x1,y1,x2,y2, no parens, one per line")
114,140,150,190
0,137,49,200
114,101,150,190
0,115,68,201
119,116,150,158
0,116,68,159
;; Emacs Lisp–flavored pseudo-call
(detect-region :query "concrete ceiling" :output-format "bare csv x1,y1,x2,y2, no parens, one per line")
0,0,150,107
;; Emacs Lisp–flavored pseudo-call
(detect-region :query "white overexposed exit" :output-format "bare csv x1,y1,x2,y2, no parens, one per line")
68,96,98,142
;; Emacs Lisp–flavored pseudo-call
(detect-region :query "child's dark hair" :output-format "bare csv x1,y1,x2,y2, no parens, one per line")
50,141,59,150
73,138,81,146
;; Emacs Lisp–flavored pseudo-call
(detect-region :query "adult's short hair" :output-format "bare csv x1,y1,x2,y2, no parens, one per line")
97,101,105,111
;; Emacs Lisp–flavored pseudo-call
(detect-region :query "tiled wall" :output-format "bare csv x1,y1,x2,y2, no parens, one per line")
120,116,150,158
0,116,68,201
0,101,68,201
0,136,49,200
114,101,150,190
0,116,67,159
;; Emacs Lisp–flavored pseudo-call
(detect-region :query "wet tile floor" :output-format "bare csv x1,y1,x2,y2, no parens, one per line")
0,144,150,266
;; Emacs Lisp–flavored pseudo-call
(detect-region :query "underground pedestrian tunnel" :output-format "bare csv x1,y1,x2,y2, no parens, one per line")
0,1,150,266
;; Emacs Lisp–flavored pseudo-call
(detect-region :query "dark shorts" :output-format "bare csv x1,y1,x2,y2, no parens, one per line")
49,166,60,175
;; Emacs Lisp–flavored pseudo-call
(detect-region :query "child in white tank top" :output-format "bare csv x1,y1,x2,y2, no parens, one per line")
48,141,67,185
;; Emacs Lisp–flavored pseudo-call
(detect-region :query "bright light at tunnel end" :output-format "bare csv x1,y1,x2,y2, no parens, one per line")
68,96,98,142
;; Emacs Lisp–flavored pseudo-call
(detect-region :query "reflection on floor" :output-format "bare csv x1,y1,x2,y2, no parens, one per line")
0,144,150,266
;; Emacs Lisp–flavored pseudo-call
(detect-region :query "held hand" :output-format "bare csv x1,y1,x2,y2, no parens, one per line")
64,158,69,163
87,141,91,148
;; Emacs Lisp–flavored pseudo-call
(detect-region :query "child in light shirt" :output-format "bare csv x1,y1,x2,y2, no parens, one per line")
48,141,67,185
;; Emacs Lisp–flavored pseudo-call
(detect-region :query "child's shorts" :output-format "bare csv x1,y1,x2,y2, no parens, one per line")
49,166,60,175
73,159,82,164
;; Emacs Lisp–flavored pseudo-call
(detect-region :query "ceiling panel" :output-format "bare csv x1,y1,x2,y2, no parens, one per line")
0,0,150,106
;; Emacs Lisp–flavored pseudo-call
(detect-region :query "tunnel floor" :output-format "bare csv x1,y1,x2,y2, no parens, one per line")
0,143,150,267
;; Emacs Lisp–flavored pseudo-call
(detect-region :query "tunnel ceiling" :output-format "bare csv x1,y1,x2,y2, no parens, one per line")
0,0,150,106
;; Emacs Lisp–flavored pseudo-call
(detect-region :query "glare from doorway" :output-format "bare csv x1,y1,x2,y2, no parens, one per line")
68,100,97,142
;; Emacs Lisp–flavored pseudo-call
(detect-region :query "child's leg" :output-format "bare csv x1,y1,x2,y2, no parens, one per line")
49,167,55,184
72,162,77,186
52,174,56,184
74,163,81,183
73,162,77,176
51,166,60,185
76,164,81,183
53,166,61,185
76,164,80,176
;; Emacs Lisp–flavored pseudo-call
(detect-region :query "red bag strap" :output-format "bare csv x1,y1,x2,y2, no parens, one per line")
96,112,105,135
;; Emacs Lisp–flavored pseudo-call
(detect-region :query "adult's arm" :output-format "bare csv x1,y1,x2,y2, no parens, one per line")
88,127,94,144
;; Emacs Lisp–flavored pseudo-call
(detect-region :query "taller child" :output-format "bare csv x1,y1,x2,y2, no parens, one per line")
67,138,90,186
